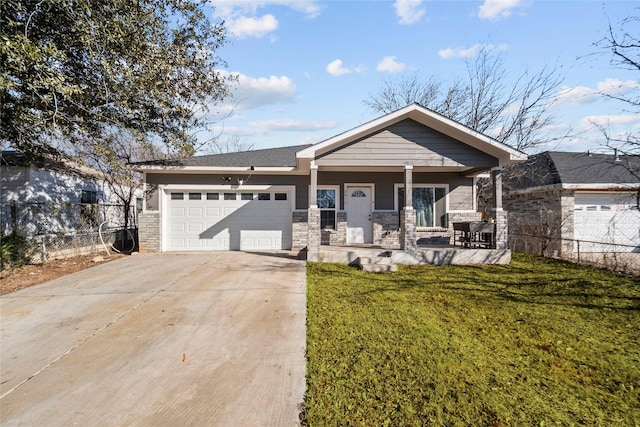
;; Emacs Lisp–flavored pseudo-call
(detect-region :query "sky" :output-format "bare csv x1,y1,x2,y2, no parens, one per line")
204,0,639,155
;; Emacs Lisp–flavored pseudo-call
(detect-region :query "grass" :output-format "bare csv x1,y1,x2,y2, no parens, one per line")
305,253,640,426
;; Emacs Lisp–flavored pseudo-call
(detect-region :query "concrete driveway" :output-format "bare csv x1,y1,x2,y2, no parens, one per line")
0,252,306,426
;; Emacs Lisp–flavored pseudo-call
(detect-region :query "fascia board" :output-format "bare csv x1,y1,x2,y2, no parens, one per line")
132,165,298,174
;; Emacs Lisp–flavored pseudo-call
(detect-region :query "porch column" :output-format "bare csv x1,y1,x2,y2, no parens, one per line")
307,164,320,261
400,165,416,251
492,167,503,211
491,167,508,250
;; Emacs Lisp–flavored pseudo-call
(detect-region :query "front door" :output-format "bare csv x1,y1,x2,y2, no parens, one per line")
346,185,373,244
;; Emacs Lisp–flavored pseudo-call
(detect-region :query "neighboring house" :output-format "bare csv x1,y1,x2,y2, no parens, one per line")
0,150,140,236
134,104,527,260
498,151,640,256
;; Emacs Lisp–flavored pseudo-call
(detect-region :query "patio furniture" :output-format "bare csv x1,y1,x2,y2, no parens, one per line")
453,221,496,249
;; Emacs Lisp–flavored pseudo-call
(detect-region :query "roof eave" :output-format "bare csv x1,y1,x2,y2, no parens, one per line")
133,165,299,174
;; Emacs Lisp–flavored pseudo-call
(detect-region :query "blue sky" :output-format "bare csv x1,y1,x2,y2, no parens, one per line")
206,0,639,154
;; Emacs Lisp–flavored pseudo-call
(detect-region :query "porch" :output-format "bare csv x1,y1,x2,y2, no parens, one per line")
314,243,511,268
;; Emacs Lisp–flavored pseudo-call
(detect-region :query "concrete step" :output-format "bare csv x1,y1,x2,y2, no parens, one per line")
357,255,397,273
358,256,395,265
360,263,397,273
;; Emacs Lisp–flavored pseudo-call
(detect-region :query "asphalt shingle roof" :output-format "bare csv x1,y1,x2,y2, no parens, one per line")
504,151,640,190
135,144,312,168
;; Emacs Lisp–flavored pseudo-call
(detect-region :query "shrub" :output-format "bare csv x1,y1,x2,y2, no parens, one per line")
0,232,36,269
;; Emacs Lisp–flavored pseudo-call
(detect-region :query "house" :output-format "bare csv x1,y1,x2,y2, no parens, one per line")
133,104,527,262
0,150,140,236
498,151,640,258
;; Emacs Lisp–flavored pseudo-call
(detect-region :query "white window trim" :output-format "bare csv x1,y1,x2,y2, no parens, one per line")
310,185,340,210
393,183,449,230
315,185,340,230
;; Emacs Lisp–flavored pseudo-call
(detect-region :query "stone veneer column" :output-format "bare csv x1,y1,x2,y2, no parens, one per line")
307,207,321,261
291,211,309,251
492,209,508,250
138,212,160,253
400,165,416,251
400,208,416,251
490,167,508,250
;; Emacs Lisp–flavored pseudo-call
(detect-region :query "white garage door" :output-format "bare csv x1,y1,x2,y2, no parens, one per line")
574,193,640,252
166,189,292,251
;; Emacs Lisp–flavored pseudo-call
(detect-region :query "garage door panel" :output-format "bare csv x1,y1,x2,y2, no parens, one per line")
187,239,204,249
188,223,204,232
171,207,186,216
170,223,186,232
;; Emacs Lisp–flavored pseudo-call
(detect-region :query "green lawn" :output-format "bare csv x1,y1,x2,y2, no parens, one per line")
304,253,640,426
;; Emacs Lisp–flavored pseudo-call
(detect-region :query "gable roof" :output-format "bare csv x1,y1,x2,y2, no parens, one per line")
504,151,640,192
133,103,527,173
296,103,527,166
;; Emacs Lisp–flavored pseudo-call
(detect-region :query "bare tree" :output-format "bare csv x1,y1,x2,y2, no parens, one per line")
64,131,165,237
365,48,564,152
205,134,254,155
593,8,639,208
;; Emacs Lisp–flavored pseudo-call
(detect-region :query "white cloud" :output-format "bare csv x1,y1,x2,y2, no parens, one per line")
376,56,406,73
326,59,366,77
214,0,322,19
229,14,278,38
580,114,640,128
223,71,297,110
598,78,640,98
393,0,425,25
213,1,322,39
438,43,508,59
478,0,526,21
248,119,339,133
554,79,640,106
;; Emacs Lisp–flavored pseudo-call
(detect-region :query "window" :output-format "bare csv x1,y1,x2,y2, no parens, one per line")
398,186,447,228
241,193,254,200
317,188,337,229
81,190,97,204
600,205,612,211
274,193,287,201
206,193,219,200
224,193,236,200
258,193,271,200
171,192,184,200
586,205,597,211
189,192,201,200
351,190,366,198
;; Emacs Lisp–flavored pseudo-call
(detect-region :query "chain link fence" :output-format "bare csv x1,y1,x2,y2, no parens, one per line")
1,201,138,265
510,231,639,276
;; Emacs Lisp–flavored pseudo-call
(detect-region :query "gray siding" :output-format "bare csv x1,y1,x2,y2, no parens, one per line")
316,119,498,168
144,170,475,212
317,171,474,211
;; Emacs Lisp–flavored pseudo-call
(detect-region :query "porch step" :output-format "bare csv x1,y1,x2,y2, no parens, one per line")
357,256,397,273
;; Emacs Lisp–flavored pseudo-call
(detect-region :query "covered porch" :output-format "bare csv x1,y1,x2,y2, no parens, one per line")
291,104,524,265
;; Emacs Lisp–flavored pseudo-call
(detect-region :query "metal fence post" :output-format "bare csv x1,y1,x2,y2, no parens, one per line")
41,235,47,263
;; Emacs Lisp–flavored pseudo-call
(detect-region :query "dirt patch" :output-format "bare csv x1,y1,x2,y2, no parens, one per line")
1,254,126,295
